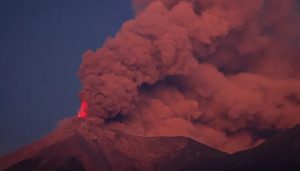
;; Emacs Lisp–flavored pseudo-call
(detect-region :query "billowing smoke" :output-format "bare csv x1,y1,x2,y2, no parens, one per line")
78,0,300,153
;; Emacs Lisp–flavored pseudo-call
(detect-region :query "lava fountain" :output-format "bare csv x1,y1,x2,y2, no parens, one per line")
77,100,88,118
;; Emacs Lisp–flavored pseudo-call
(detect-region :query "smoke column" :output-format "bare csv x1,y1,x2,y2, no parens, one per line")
78,0,300,153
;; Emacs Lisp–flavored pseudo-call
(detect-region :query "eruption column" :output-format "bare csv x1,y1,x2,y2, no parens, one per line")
78,0,300,153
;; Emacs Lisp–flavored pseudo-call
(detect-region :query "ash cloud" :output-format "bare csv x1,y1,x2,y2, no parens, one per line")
78,0,300,153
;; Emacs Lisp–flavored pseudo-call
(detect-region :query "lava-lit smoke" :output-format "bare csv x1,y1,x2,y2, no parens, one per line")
78,0,300,153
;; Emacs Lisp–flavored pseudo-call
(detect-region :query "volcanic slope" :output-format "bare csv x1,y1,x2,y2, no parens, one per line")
185,124,300,171
0,117,227,171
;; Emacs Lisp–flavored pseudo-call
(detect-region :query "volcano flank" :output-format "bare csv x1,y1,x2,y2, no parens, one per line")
1,118,300,171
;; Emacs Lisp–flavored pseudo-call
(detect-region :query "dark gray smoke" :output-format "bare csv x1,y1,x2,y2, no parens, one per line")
78,0,300,153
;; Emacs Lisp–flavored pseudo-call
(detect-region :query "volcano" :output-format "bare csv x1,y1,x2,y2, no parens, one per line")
1,118,300,171
1,0,300,170
0,117,227,171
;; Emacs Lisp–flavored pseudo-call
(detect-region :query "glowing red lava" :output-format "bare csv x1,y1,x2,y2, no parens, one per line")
77,100,88,118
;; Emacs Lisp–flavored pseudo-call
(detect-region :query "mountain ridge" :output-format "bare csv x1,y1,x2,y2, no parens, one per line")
1,118,300,171
0,117,228,171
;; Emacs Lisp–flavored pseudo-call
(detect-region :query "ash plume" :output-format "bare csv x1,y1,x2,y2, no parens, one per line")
78,0,300,153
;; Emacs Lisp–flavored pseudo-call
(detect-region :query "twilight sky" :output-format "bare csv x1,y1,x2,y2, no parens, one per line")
0,0,133,154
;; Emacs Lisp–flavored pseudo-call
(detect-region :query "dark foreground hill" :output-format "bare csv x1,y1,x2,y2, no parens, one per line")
222,123,300,171
1,117,300,171
185,124,300,171
0,118,227,171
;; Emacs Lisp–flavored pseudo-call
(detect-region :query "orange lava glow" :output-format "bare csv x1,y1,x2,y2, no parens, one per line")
77,100,88,118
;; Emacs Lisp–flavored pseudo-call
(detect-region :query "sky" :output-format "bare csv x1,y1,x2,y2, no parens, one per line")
0,0,133,155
